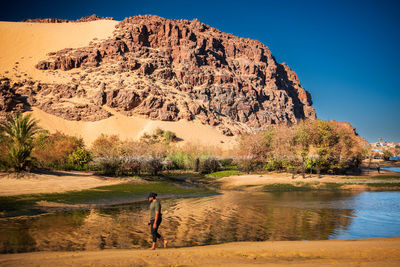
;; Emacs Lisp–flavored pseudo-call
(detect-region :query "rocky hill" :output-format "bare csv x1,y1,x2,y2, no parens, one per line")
1,15,316,136
22,14,114,23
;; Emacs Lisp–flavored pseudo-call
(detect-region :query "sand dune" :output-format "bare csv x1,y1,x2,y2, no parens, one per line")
29,107,236,148
0,20,236,149
0,20,118,83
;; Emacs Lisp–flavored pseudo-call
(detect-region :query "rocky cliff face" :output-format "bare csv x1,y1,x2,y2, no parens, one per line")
4,15,316,135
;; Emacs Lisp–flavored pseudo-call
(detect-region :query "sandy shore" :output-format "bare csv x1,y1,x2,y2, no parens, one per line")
219,170,400,190
0,171,126,196
1,237,399,266
1,169,399,197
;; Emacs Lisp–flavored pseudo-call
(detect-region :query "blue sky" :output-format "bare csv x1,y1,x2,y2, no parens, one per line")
1,0,399,142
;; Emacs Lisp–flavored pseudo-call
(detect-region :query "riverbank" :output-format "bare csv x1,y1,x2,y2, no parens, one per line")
219,170,400,191
0,171,215,217
1,237,399,266
0,171,126,196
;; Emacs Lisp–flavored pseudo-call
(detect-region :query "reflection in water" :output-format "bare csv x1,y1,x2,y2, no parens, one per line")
1,191,399,253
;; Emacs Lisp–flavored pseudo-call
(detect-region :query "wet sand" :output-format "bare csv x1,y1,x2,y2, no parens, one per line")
0,171,129,196
1,237,399,266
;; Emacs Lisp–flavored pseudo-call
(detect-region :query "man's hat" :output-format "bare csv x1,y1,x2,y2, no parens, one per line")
148,192,157,198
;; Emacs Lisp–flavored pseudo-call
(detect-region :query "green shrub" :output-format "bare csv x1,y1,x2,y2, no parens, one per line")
264,158,283,171
67,147,91,169
167,151,194,170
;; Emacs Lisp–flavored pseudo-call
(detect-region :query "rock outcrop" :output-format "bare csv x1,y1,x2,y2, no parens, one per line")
0,78,30,119
12,15,316,135
22,14,113,23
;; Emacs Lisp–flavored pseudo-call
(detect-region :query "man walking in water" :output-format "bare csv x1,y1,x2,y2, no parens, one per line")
148,192,168,250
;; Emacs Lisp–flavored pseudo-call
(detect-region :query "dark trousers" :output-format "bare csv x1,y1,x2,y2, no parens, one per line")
150,217,162,242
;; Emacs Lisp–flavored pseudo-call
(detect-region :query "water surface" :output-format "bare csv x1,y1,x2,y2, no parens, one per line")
1,191,399,253
382,166,400,173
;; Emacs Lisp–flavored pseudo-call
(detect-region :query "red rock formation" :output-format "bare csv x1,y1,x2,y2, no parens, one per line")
31,15,316,134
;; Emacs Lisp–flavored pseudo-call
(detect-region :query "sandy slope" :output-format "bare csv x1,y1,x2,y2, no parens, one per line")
28,106,236,148
0,171,125,196
0,20,118,83
1,237,399,266
0,20,236,149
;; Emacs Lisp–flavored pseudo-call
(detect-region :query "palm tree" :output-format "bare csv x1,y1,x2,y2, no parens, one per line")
0,113,41,171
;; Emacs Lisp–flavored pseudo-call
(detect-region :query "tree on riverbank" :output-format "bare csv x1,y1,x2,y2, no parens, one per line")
0,113,41,171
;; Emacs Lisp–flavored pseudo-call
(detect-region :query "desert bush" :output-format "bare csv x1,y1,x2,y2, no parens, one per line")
92,157,120,176
198,155,220,174
141,128,177,145
122,140,150,157
92,156,146,176
219,158,235,169
143,157,163,175
163,130,177,144
118,156,144,175
236,158,259,173
236,159,258,173
33,131,84,169
237,129,274,161
90,134,121,158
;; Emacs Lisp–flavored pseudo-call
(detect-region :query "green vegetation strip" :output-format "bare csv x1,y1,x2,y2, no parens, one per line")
205,170,243,179
0,182,214,212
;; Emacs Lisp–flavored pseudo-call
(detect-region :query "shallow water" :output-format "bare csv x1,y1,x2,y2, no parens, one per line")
1,191,399,253
382,166,400,173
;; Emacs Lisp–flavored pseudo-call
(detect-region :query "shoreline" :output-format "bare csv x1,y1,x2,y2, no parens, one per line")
218,170,400,191
1,237,399,266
